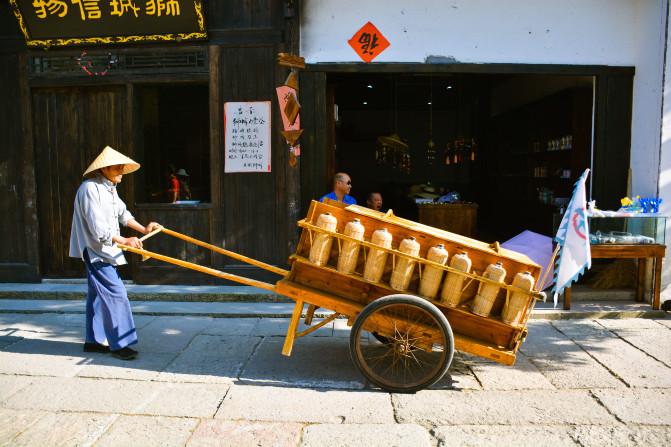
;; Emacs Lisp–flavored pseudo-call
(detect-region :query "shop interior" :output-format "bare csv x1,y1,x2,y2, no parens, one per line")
135,84,210,204
331,73,593,242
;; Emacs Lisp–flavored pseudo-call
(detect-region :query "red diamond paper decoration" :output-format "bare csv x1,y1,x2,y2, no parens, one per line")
348,22,390,63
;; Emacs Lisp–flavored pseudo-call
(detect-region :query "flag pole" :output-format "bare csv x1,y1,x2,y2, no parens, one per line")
539,243,561,291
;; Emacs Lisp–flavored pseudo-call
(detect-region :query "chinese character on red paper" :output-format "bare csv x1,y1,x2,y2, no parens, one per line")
348,22,390,63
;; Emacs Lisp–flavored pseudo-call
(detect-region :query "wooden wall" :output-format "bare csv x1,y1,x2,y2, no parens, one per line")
0,6,39,282
0,0,300,283
205,0,300,283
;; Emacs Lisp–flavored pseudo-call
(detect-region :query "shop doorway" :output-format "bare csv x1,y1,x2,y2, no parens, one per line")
134,84,210,205
326,73,594,242
32,86,127,277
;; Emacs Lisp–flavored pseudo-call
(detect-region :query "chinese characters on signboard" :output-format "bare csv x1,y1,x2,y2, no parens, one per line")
224,102,272,173
9,0,206,47
348,21,390,63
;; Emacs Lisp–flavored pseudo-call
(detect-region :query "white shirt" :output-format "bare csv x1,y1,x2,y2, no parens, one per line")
69,174,134,265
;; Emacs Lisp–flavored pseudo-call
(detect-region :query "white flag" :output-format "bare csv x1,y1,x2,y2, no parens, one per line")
552,169,592,306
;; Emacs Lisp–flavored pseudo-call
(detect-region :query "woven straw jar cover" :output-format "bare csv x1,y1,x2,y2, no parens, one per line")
440,252,472,307
471,262,507,317
390,237,421,291
363,228,393,283
419,244,449,299
337,218,365,274
501,271,535,325
309,213,338,266
83,146,140,177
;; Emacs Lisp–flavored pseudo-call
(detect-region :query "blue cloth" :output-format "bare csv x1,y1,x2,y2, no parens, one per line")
319,191,357,205
84,249,137,350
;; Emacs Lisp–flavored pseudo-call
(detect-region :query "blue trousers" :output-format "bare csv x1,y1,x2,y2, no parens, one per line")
84,250,137,350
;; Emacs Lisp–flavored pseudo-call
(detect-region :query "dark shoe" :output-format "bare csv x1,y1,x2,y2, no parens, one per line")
83,342,110,353
111,347,138,360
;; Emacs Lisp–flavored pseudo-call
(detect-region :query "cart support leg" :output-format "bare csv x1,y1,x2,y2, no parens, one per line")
282,300,304,356
304,304,317,325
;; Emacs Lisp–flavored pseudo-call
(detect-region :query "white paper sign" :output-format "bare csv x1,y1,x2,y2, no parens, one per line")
224,101,271,173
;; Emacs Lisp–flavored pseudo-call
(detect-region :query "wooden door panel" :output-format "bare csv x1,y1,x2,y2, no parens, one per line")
33,87,125,277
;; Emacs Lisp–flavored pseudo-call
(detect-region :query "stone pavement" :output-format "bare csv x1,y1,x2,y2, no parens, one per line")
1,309,671,446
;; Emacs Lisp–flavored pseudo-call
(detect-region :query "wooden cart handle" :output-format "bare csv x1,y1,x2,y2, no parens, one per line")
137,226,164,261
160,227,289,276
140,226,164,242
118,244,277,292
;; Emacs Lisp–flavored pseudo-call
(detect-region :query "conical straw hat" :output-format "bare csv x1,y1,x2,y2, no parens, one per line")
83,146,140,178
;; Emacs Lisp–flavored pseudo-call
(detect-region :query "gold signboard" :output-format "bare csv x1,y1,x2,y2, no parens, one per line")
9,0,207,48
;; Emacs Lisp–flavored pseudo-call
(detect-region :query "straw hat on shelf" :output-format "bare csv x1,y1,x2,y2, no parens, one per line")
83,146,140,178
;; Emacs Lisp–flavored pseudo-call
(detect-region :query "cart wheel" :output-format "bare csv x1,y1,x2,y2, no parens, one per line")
349,294,454,393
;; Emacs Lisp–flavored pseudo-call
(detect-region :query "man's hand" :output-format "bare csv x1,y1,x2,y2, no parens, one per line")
144,222,162,234
115,236,143,249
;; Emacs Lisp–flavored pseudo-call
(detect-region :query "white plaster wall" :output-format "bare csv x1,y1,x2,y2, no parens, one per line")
302,0,671,287
659,3,671,294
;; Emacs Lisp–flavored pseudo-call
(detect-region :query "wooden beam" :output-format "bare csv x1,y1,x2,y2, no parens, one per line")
282,299,304,356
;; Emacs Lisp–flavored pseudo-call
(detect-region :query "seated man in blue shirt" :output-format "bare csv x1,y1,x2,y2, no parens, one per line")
319,172,357,205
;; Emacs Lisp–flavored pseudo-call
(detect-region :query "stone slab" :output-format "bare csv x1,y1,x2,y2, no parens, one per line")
571,425,671,446
216,384,395,424
0,334,23,349
434,425,576,447
552,320,671,388
240,337,364,389
77,351,178,381
653,318,671,329
202,318,260,336
608,329,671,367
593,388,671,425
254,317,334,337
521,323,623,389
137,316,212,353
139,383,230,418
0,313,83,337
332,318,352,338
467,352,555,390
187,421,303,447
94,414,199,447
432,353,482,391
597,318,666,331
0,375,33,402
300,423,431,447
0,338,87,377
393,389,616,426
0,408,46,445
3,376,160,413
9,411,117,447
158,335,260,383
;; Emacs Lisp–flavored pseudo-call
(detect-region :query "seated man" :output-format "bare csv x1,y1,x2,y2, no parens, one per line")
319,172,357,205
366,191,383,211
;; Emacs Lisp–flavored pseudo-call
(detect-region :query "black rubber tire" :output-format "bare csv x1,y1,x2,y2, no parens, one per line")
349,294,454,393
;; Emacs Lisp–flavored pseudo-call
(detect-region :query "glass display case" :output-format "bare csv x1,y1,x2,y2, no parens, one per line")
588,215,666,245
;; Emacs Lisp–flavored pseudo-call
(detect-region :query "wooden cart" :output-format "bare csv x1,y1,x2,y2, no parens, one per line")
120,200,546,393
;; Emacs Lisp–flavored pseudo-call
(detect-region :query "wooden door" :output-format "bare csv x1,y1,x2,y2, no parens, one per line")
32,87,126,277
299,71,330,213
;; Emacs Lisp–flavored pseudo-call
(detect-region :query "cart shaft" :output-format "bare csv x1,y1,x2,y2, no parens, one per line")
118,244,278,292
